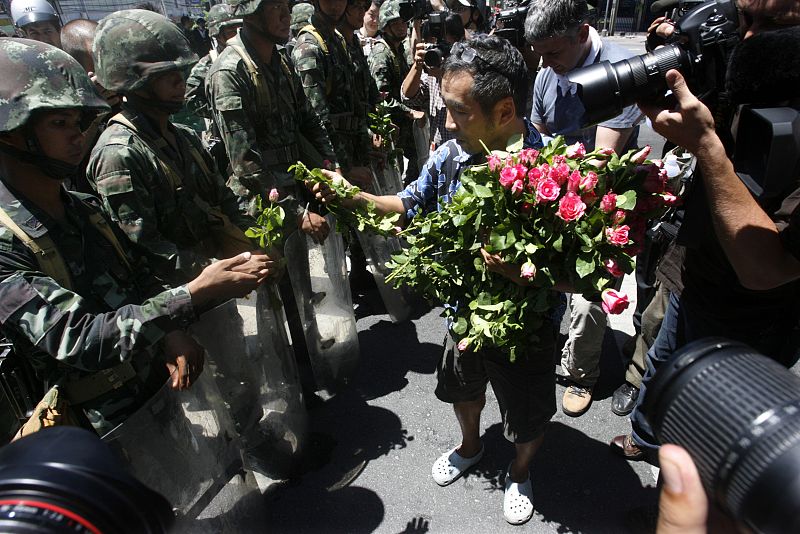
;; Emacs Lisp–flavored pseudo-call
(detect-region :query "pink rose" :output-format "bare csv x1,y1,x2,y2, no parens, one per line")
536,178,561,203
457,338,470,352
661,192,680,206
567,170,581,193
604,258,625,278
527,167,542,190
520,261,536,280
611,209,626,224
601,289,630,315
597,147,615,156
550,163,571,185
552,155,566,165
514,164,528,179
631,145,652,164
499,165,519,189
582,190,598,206
579,171,598,192
566,142,586,159
557,192,587,222
605,224,631,246
600,192,617,213
511,179,524,197
519,148,540,165
268,188,280,202
487,154,502,172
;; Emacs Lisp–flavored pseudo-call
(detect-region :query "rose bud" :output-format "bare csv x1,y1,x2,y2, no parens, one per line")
600,192,617,213
601,289,630,314
268,188,280,202
520,261,536,280
457,338,470,352
566,142,586,159
605,225,631,246
631,145,652,164
604,258,624,278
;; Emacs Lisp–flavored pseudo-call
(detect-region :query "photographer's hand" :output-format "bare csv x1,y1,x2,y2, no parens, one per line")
656,445,707,534
637,70,717,155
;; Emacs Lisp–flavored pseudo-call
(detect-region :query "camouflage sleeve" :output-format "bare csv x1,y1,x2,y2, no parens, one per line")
367,44,415,116
206,65,305,226
86,140,212,281
185,55,212,119
0,246,195,373
293,66,338,168
291,37,351,170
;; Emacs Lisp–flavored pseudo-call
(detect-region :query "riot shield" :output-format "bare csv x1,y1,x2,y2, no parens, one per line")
356,228,412,323
371,138,405,196
284,221,360,396
239,284,308,477
102,371,241,520
189,291,307,480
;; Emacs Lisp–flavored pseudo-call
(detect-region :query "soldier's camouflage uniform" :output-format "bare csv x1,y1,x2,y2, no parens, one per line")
346,29,379,144
88,10,255,286
205,32,336,220
87,110,254,285
185,54,216,120
0,38,198,436
292,12,370,169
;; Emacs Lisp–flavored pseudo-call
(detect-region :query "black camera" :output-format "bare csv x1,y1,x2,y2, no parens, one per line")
422,12,452,68
493,0,529,47
644,338,800,533
398,0,433,21
568,0,740,126
0,427,174,533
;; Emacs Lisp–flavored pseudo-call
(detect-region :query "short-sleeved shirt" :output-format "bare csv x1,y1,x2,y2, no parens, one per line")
531,39,643,152
397,118,543,221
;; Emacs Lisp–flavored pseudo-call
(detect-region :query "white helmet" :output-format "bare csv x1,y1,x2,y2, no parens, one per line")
10,0,61,29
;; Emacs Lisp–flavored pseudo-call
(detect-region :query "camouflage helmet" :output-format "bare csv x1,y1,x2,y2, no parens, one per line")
93,9,198,94
290,2,314,32
379,0,402,30
0,38,109,133
207,3,242,36
229,0,266,18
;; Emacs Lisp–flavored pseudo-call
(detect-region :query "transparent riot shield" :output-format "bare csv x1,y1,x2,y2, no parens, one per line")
190,290,307,479
284,220,360,396
102,371,241,520
371,138,404,196
238,284,308,477
356,229,411,323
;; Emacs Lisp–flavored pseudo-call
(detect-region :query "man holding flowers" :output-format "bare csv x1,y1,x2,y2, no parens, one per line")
309,34,558,525
524,0,644,417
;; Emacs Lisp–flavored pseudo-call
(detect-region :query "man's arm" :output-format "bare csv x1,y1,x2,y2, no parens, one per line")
640,70,800,290
185,56,212,119
594,125,635,155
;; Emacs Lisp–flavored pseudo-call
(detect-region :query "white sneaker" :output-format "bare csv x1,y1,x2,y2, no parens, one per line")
431,444,484,486
503,464,534,525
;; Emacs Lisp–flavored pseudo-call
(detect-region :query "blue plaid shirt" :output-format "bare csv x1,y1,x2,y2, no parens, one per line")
397,118,543,221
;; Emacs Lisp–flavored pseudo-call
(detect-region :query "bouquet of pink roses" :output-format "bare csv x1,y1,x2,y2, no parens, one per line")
386,135,676,360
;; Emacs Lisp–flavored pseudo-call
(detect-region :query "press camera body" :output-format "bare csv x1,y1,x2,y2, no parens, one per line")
422,12,452,68
398,0,433,21
493,0,529,47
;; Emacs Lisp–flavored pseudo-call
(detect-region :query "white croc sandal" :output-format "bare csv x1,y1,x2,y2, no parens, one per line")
431,445,484,486
503,465,534,525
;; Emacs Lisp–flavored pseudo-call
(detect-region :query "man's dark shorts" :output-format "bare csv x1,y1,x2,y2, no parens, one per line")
435,322,556,444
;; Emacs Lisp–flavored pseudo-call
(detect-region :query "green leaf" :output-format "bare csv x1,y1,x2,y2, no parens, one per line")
575,255,596,279
453,317,468,335
472,184,493,198
616,191,637,210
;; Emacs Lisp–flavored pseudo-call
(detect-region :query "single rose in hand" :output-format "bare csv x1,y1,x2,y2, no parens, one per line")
601,288,630,314
268,188,280,202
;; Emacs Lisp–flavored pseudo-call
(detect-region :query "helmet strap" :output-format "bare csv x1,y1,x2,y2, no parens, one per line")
126,91,184,115
0,128,79,182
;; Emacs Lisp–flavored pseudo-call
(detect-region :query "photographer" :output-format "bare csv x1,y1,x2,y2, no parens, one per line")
612,0,800,460
401,12,465,153
310,35,558,525
524,0,644,418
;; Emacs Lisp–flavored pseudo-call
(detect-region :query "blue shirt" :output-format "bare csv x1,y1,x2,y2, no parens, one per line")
397,118,543,221
531,39,643,152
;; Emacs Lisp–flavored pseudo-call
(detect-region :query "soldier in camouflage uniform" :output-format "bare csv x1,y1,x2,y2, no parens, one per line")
288,2,314,56
86,10,271,287
0,38,269,435
185,4,243,122
369,0,420,185
292,0,373,185
185,3,243,176
205,0,336,242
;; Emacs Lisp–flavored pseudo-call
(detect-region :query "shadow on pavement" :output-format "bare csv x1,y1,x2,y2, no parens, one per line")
455,422,657,532
355,318,441,401
263,485,384,533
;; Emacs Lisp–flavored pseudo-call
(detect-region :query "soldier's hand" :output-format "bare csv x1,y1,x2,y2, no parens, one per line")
187,252,268,306
347,166,374,189
163,330,205,390
306,170,352,205
230,249,282,279
299,211,330,244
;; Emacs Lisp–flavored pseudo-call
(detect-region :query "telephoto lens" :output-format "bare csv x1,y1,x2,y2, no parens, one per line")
644,338,800,534
0,426,174,533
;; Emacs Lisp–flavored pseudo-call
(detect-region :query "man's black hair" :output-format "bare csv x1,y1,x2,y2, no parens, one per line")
442,33,529,117
726,26,800,105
